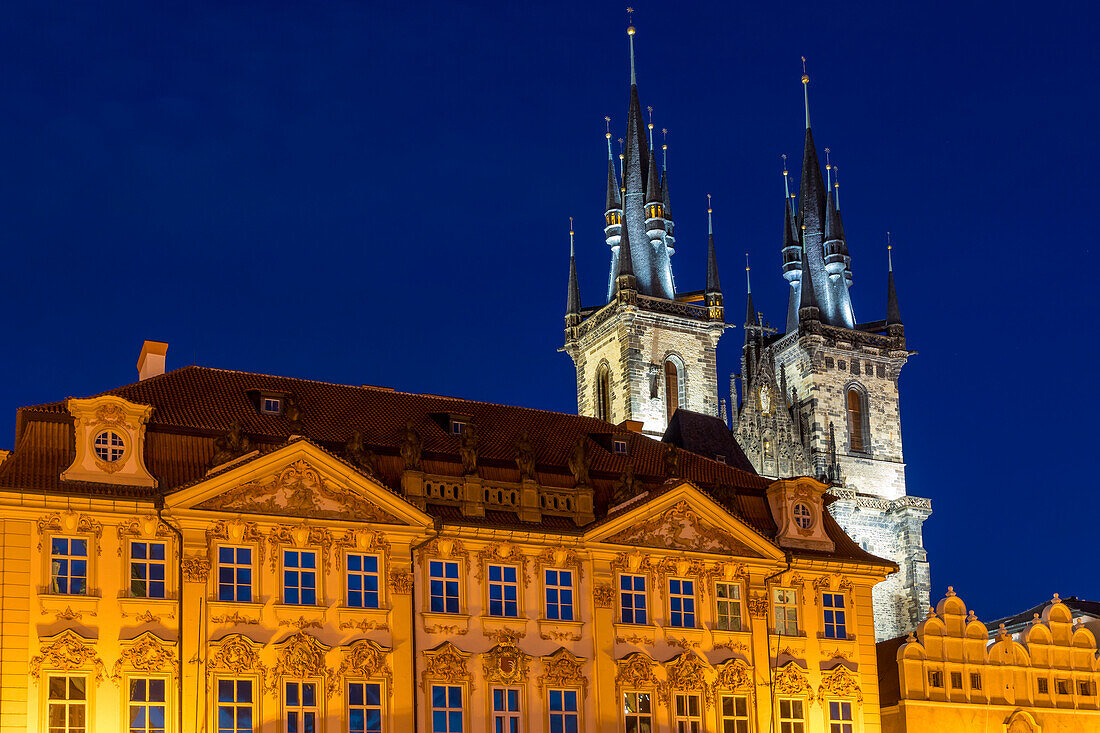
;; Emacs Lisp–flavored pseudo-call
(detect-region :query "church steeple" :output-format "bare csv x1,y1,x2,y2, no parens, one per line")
566,218,582,327
781,154,803,333
798,225,820,320
886,233,902,328
744,254,757,329
604,119,624,302
705,195,723,315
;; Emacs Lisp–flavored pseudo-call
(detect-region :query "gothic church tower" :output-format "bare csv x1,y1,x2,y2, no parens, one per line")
562,23,725,438
734,69,931,640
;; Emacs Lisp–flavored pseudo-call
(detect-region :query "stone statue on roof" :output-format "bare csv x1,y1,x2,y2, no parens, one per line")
567,436,590,487
611,460,638,505
212,422,251,467
459,422,479,476
663,442,680,478
399,421,422,471
344,431,377,477
514,431,535,481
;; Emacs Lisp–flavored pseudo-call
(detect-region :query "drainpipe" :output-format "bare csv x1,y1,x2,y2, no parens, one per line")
154,495,185,733
408,518,442,733
764,551,792,733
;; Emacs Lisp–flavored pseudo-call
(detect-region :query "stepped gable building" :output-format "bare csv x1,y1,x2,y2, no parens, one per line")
731,69,932,641
0,348,897,732
562,23,726,440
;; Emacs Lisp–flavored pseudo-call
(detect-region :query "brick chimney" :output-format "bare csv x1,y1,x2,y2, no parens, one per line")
137,341,168,381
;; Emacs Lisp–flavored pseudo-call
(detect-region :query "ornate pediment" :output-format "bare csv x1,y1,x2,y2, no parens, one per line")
196,460,404,523
603,501,760,556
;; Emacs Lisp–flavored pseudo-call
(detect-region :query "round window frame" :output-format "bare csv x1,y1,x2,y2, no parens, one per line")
91,429,128,466
792,502,814,530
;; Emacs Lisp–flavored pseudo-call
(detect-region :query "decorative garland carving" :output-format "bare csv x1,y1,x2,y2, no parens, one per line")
423,624,469,636
610,550,657,575
539,649,588,698
278,616,324,630
421,642,472,691
30,630,105,683
120,609,167,624
593,584,615,609
714,640,750,654
541,630,582,643
486,628,526,645
747,593,768,618
41,604,96,621
111,633,178,682
208,634,266,690
36,512,103,554
661,653,711,706
416,537,470,565
772,662,813,699
91,403,131,428
656,557,710,599
206,520,266,565
714,659,754,693
270,632,331,693
211,612,259,626
534,545,585,583
483,643,531,686
817,665,862,705
334,528,392,571
181,554,211,583
615,652,659,690
268,523,334,571
115,516,175,556
338,640,392,688
665,636,702,651
474,543,530,587
706,562,748,587
339,619,389,633
615,634,653,646
389,570,414,595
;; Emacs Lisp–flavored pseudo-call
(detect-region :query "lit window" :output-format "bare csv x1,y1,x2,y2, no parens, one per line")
664,359,685,419
716,582,742,632
50,537,88,595
217,546,252,603
431,685,463,733
491,687,522,733
778,698,805,733
773,588,798,635
719,694,750,733
928,671,943,688
130,541,167,599
488,565,519,617
596,367,611,422
792,503,813,530
548,689,579,733
674,693,702,733
613,440,628,455
822,593,846,639
347,554,380,609
348,682,383,733
950,671,963,689
970,672,982,691
217,679,253,733
669,578,696,628
47,676,86,733
429,560,461,614
284,550,317,605
620,575,647,624
1037,678,1049,695
261,397,282,415
284,680,319,733
846,388,867,453
93,430,125,462
623,691,652,733
545,569,574,621
828,700,853,733
129,678,166,733
763,439,773,459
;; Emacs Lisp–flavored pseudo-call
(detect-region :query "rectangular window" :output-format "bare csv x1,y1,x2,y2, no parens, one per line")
130,542,167,599
1037,678,1049,694
545,569,574,621
491,687,522,733
773,588,798,635
47,676,87,733
928,671,943,688
261,397,282,414
620,575,647,624
613,440,628,455
669,579,696,628
488,565,519,617
347,554,380,609
429,560,461,614
778,698,804,733
950,671,963,689
431,685,463,733
450,420,466,435
1079,680,1094,696
283,550,318,605
548,689,579,733
716,583,743,631
217,679,253,733
822,593,846,639
828,700,853,733
284,680,318,733
970,672,982,691
348,681,383,733
217,547,253,603
674,693,702,733
719,694,750,733
1056,679,1070,695
50,538,88,595
128,678,166,733
623,691,652,733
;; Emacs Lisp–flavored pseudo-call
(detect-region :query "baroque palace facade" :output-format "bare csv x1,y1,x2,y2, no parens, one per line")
0,357,895,732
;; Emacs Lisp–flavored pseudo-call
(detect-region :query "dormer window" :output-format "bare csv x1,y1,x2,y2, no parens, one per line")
792,503,813,530
93,431,125,463
261,397,283,415
450,419,467,435
715,454,726,464
613,439,628,455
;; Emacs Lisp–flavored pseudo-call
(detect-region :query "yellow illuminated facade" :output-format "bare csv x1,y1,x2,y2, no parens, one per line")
0,386,897,733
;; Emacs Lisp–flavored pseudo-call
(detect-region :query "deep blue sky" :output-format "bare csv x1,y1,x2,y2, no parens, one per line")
1,1,1096,621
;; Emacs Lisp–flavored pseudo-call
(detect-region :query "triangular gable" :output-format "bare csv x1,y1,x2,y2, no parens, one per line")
585,482,781,560
169,439,431,527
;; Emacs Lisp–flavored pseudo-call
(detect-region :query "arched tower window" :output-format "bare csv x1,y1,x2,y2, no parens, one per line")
663,357,685,420
846,386,869,454
595,365,611,422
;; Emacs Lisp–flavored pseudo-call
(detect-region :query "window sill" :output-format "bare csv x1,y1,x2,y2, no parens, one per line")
118,596,177,622
480,615,529,636
335,606,392,633
537,618,584,642
421,611,471,635
38,592,100,617
613,622,657,645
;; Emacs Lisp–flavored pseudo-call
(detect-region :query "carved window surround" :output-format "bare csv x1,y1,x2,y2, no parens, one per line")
537,619,584,643
335,606,391,634
480,616,529,640
30,629,107,686
111,631,179,683
38,592,101,615
538,649,588,699
118,597,177,625
662,627,705,647
534,545,586,583
271,603,327,631
421,611,471,636
207,600,266,623
613,623,658,645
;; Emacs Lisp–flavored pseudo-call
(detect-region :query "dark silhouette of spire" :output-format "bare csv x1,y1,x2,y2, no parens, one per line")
566,219,582,324
605,136,620,212
615,210,637,294
886,236,902,326
744,254,757,328
705,196,722,296
798,226,819,319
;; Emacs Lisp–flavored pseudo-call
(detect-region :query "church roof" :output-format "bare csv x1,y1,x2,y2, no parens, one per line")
0,365,887,564
662,409,753,473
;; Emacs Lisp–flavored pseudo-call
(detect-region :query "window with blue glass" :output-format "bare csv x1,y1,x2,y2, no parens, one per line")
828,700,853,733
544,569,574,621
284,550,318,605
130,541,167,599
129,677,166,733
349,682,383,733
50,537,88,595
431,684,463,733
619,574,647,624
488,565,519,617
669,578,696,628
217,547,253,603
347,554,380,609
491,687,521,733
822,592,847,639
429,560,461,614
284,680,319,733
217,679,253,733
548,689,579,733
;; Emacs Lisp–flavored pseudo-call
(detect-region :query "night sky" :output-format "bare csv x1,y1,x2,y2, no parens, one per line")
2,1,1096,621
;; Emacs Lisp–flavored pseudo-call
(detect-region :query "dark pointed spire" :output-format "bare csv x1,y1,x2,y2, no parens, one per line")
605,118,620,212
706,195,722,295
744,253,757,328
660,129,673,221
566,218,582,323
886,233,902,326
646,147,661,204
798,225,819,317
797,61,827,235
616,209,636,285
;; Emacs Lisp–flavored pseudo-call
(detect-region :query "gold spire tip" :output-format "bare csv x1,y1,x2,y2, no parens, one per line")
627,6,635,36
801,56,808,83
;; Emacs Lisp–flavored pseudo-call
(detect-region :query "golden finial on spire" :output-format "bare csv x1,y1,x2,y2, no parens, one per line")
618,137,626,193
801,57,811,129
745,253,750,273
707,193,712,214
782,153,792,204
661,128,668,170
647,106,655,148
627,8,637,84
801,56,809,84
833,165,840,210
627,6,635,32
569,217,575,257
605,116,613,158
887,231,893,271
569,216,574,235
706,193,713,234
824,147,832,190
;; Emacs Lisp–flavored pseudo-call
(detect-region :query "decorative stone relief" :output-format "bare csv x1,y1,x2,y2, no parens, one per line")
604,501,759,556
270,632,331,693
182,554,211,583
210,612,259,626
267,523,334,571
593,584,615,609
534,545,586,582
207,634,266,690
615,652,659,690
475,543,530,587
421,642,471,691
30,630,105,684
338,640,392,689
388,570,414,595
36,511,103,554
111,633,178,682
772,662,813,699
817,664,862,705
115,516,175,555
661,653,710,705
714,659,754,693
334,528,392,571
338,619,389,633
539,649,588,698
747,593,768,618
416,537,469,565
206,519,266,564
483,643,531,686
